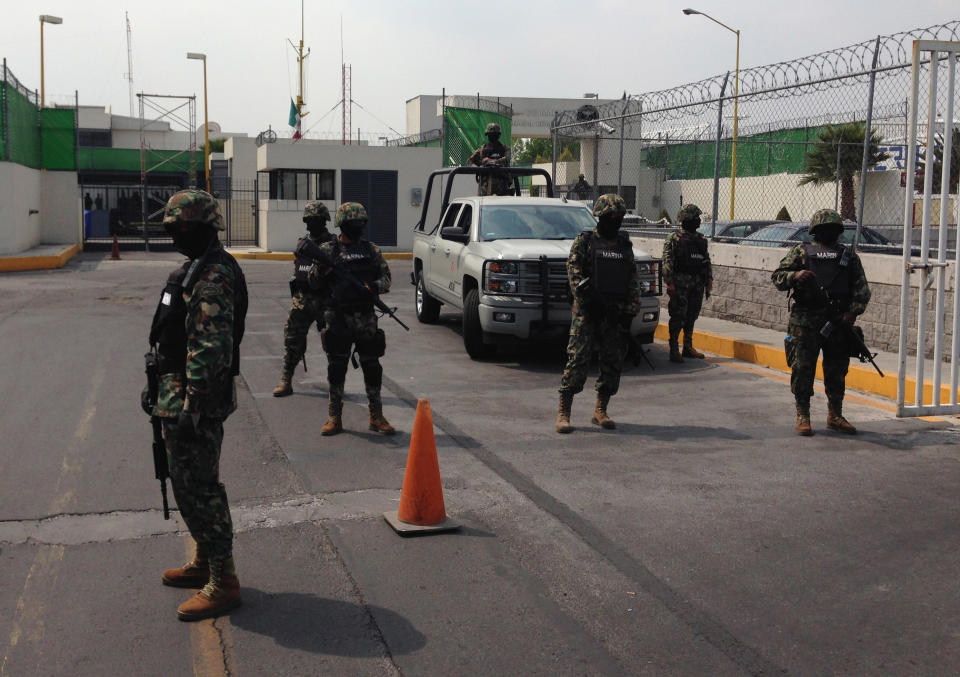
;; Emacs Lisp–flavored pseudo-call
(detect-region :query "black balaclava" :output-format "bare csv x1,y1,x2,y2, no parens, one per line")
597,214,623,239
487,132,500,144
813,224,842,246
305,217,329,239
168,224,215,259
682,217,701,233
340,219,365,241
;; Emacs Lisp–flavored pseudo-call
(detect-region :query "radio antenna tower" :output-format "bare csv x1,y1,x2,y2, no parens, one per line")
125,12,135,116
342,64,352,145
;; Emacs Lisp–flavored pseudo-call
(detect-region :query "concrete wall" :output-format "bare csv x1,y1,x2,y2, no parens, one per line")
631,234,956,357
0,162,42,254
41,171,81,244
256,143,442,252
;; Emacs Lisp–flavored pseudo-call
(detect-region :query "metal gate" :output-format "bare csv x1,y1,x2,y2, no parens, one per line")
896,40,960,416
222,177,259,247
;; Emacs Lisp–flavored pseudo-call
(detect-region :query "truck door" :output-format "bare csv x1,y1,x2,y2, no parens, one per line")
434,203,472,304
428,203,464,302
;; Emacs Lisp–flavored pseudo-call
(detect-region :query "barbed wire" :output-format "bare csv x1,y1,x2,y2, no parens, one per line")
554,21,959,130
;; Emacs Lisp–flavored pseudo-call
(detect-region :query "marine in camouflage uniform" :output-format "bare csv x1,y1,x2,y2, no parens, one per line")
149,190,248,621
308,202,395,436
772,208,870,436
272,201,334,396
662,204,712,363
557,193,641,433
467,122,512,196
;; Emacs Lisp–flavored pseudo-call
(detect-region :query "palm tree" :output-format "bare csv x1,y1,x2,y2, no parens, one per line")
918,128,960,194
798,122,890,222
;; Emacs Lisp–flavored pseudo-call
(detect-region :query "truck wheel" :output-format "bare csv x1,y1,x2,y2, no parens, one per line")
415,272,441,323
463,289,494,359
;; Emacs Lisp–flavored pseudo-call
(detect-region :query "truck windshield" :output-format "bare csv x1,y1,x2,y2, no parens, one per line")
479,205,596,241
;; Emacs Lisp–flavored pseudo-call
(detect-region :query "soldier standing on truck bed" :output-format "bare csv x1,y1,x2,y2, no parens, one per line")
273,201,334,397
662,204,712,363
556,193,640,434
468,122,511,196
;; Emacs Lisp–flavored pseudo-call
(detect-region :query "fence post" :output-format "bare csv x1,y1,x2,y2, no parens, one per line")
2,59,8,162
551,112,558,190
710,71,730,238
592,128,600,201
854,35,882,251
616,96,630,195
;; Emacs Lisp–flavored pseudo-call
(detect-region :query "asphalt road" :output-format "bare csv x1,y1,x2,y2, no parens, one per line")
1,252,958,676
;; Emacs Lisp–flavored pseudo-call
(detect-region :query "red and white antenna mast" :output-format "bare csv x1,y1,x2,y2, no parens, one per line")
125,12,134,116
342,64,352,145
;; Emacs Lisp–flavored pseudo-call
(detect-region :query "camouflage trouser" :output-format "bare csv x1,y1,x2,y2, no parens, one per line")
281,291,325,375
785,322,850,406
559,310,626,397
477,173,511,196
162,417,233,562
667,283,705,338
322,308,385,409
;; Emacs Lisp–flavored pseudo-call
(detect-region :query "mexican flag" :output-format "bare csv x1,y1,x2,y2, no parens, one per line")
288,99,302,139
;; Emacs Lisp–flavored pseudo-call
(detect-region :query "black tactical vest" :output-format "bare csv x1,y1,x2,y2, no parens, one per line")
797,243,850,310
292,233,330,285
149,245,249,376
587,231,633,301
331,240,378,307
676,232,708,273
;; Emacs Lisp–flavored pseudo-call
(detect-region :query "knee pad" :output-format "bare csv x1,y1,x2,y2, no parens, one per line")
355,328,386,358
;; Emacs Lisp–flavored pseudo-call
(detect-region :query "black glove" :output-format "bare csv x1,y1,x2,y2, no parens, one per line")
295,237,324,261
175,411,200,442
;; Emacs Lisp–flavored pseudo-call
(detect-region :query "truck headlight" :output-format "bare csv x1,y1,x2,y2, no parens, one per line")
487,261,518,275
484,260,521,295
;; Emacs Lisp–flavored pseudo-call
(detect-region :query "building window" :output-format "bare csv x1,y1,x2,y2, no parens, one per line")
78,129,112,147
268,169,335,200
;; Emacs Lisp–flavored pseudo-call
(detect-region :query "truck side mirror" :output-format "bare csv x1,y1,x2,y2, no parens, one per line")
440,227,470,244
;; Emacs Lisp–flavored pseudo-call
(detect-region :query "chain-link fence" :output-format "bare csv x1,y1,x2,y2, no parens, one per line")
551,22,960,255
1,59,42,167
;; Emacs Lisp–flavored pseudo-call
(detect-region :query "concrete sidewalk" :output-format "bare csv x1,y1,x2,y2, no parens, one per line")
662,314,956,407
0,244,80,272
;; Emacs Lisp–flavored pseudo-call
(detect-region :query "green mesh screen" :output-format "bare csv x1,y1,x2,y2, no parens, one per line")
77,147,200,173
442,107,511,167
40,108,76,170
4,84,41,168
643,126,822,180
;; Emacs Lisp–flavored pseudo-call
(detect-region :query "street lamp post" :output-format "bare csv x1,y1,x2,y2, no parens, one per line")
39,14,63,108
187,52,210,192
683,8,739,219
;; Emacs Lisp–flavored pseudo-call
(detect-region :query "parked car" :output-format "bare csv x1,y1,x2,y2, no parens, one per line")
741,222,900,254
697,219,787,242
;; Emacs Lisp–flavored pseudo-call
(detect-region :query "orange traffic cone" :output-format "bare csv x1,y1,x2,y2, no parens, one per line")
110,233,121,261
383,399,459,535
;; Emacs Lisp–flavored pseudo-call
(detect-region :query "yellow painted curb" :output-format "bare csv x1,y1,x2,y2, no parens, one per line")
230,251,412,261
657,322,949,406
0,244,81,272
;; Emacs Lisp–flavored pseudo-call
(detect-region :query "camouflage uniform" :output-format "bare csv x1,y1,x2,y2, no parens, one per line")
662,204,712,360
468,122,511,196
308,202,394,434
771,208,871,435
151,190,247,620
274,201,333,395
557,194,640,432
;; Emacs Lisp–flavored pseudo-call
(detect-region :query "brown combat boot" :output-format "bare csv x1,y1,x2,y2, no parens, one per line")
591,394,616,429
669,329,684,363
321,392,343,436
162,557,209,588
177,557,241,622
827,401,857,434
556,392,574,434
795,402,813,436
272,372,293,397
368,399,396,435
682,337,705,359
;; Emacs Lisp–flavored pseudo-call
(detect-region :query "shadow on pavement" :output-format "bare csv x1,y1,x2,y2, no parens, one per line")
615,423,752,441
230,590,427,656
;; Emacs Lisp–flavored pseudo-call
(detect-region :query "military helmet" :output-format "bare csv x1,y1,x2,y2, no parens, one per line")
593,193,627,218
677,204,702,224
162,189,224,231
303,200,330,222
335,202,368,227
485,122,501,135
808,208,844,234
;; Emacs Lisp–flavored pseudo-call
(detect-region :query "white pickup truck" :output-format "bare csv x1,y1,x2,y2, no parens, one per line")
411,167,662,358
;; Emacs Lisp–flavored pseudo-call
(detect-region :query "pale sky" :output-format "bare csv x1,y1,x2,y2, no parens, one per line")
2,1,956,141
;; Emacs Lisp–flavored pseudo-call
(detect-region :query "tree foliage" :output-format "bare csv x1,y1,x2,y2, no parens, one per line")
918,128,960,193
511,137,580,165
775,206,792,221
208,137,227,153
798,122,889,222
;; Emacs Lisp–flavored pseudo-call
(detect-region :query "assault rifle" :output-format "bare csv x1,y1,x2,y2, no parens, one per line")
142,350,171,519
296,238,410,331
576,277,653,370
820,320,884,377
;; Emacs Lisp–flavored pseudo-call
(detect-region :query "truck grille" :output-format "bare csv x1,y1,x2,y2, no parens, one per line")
516,259,569,300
